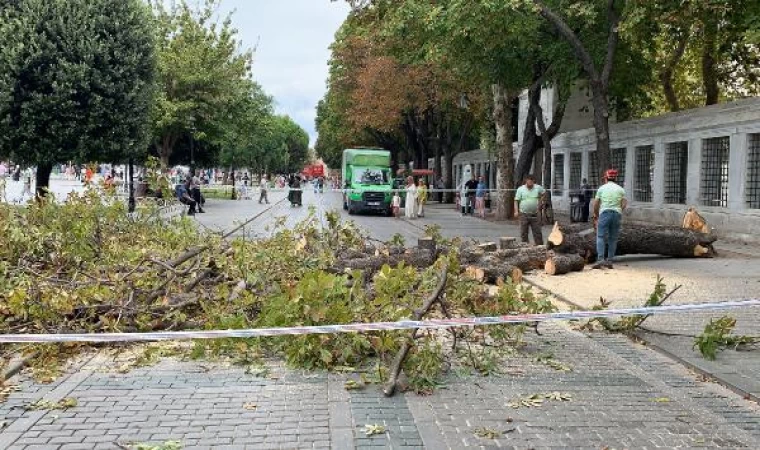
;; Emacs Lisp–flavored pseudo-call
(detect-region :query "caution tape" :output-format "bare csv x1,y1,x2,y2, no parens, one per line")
1,300,758,343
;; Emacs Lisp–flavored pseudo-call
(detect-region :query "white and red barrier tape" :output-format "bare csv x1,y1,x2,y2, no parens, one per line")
1,300,758,343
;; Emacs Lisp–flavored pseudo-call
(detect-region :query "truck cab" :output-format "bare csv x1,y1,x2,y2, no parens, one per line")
342,148,393,215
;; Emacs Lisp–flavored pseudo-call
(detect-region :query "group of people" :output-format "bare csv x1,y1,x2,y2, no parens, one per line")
392,176,428,219
460,174,489,218
175,173,206,216
512,169,626,269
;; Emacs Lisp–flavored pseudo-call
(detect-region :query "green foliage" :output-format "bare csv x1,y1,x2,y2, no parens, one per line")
0,0,155,174
694,316,758,360
150,0,253,168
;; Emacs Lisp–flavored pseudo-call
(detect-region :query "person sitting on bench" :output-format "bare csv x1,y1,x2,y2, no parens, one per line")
176,179,197,216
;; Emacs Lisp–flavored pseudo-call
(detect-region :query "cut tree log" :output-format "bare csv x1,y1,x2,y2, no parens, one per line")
547,222,717,260
478,242,498,252
331,248,435,274
545,253,586,275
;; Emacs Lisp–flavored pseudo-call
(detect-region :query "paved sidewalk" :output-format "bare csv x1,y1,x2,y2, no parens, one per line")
2,324,760,449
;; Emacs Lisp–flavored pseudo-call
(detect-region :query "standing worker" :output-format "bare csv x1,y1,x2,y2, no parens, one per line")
514,174,546,245
592,169,627,269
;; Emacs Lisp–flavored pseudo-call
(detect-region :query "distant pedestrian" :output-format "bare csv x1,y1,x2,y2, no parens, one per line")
436,177,445,203
21,169,34,199
417,179,428,217
580,178,592,222
405,176,418,219
464,174,478,215
475,175,487,218
392,191,401,218
259,175,269,204
514,174,546,245
592,169,627,269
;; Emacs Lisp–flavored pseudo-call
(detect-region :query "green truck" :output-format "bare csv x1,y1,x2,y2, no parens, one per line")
342,148,394,215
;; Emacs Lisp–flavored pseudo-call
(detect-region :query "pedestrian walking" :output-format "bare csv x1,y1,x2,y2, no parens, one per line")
592,169,627,269
436,177,445,203
475,175,487,218
191,175,205,213
21,169,34,199
580,178,592,222
464,174,478,215
259,175,270,204
514,174,546,245
404,176,418,219
417,179,428,217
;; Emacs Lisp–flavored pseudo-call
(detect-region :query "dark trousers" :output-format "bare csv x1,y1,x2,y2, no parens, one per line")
581,200,590,222
191,188,204,211
520,213,543,245
181,197,197,214
259,189,269,204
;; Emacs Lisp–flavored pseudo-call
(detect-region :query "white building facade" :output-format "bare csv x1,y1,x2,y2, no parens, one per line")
549,97,760,242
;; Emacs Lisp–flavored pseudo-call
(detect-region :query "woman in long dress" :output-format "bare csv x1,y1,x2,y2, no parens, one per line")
405,176,418,219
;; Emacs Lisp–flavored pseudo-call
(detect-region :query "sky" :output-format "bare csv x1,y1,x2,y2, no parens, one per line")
219,0,351,147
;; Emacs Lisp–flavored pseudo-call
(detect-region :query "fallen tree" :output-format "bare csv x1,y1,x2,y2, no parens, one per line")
547,222,717,261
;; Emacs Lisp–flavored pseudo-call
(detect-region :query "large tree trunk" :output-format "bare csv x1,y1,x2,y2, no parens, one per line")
534,0,619,180
515,81,541,184
35,162,53,199
589,81,611,178
701,18,719,106
492,84,515,220
547,222,717,261
661,30,689,112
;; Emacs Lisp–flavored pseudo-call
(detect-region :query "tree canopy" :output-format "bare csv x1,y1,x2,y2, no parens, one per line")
0,0,156,193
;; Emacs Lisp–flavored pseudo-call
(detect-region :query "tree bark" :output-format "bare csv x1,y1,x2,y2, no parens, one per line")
547,222,717,260
492,84,515,220
515,77,542,184
545,253,585,275
534,0,619,179
35,162,53,199
661,30,689,112
701,18,719,106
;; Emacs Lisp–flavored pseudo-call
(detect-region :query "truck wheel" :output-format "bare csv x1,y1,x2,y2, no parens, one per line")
343,199,348,210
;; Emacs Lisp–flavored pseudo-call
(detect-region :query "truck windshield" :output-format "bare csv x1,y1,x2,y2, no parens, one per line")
354,168,388,185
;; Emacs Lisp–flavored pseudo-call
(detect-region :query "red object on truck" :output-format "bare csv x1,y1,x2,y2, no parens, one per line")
302,164,325,178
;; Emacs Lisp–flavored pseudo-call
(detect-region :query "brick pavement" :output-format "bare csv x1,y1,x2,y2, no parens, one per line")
2,323,759,449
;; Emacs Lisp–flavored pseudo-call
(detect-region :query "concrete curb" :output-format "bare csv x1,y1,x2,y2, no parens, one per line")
523,276,760,404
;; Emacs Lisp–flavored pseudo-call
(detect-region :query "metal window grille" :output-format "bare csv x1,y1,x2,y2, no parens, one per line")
610,148,627,185
746,134,760,209
634,145,654,202
588,151,599,189
664,141,688,204
700,137,730,208
552,154,564,196
569,152,582,190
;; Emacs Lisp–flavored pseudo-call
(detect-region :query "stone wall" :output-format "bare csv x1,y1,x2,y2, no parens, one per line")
549,97,760,242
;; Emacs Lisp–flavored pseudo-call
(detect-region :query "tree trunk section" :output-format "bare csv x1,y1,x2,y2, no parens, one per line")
701,18,719,106
545,253,586,275
589,80,611,178
492,84,515,220
547,223,717,260
35,162,53,199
